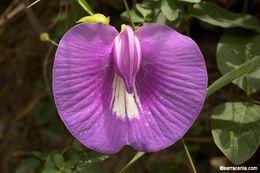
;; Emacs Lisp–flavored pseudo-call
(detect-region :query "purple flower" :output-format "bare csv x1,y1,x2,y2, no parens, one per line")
53,23,207,154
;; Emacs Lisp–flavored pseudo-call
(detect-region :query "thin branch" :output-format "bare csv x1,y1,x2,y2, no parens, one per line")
0,2,26,30
24,0,45,34
123,0,135,28
43,45,55,102
181,138,197,173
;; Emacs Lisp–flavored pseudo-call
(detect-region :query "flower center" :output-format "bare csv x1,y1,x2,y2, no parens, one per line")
113,25,142,93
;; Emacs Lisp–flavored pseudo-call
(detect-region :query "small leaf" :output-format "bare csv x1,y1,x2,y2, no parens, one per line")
161,0,179,21
207,56,260,97
176,0,201,3
75,154,108,172
72,140,83,151
77,13,110,25
82,154,109,164
217,30,260,95
54,154,64,168
118,152,145,173
63,159,77,170
153,9,167,24
121,10,145,23
190,1,260,32
211,102,260,164
15,158,40,173
44,150,59,169
42,168,60,173
136,3,152,18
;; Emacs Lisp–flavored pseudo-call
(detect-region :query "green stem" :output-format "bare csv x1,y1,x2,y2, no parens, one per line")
123,0,135,28
181,138,197,173
76,0,94,15
250,99,260,105
49,40,58,46
118,152,144,173
61,145,72,154
206,56,260,97
13,151,44,160
26,0,41,9
185,4,192,36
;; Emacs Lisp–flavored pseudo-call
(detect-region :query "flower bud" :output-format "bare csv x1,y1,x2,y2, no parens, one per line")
113,26,142,93
77,13,110,25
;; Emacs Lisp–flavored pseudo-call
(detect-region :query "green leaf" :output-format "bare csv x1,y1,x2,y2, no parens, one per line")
54,154,64,168
15,158,40,173
121,10,145,23
44,150,59,169
176,0,201,3
207,56,260,97
75,154,108,173
190,2,260,32
211,102,260,164
63,159,77,170
72,140,83,151
161,0,179,21
217,30,260,95
155,11,167,24
82,154,109,164
136,3,152,18
118,152,145,173
42,168,60,173
76,0,94,15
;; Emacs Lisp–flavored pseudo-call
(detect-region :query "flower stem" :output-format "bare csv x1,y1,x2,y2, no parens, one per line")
123,0,135,28
118,152,144,173
181,138,197,173
76,0,94,16
40,32,58,46
26,0,41,9
185,4,192,36
49,40,58,47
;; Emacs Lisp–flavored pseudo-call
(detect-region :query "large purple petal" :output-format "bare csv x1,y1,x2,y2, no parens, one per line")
54,22,207,154
128,24,208,151
53,23,128,153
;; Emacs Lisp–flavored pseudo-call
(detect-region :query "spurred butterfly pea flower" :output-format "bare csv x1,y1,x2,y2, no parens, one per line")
53,23,207,154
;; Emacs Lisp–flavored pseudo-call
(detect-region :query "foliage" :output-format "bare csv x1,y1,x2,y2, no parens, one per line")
190,1,260,32
217,30,260,94
211,102,260,165
15,140,109,173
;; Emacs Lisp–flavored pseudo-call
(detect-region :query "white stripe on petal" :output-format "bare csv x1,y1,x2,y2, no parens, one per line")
110,75,142,119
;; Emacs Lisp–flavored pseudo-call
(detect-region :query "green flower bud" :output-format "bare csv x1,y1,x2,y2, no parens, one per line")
40,32,50,42
77,13,110,25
